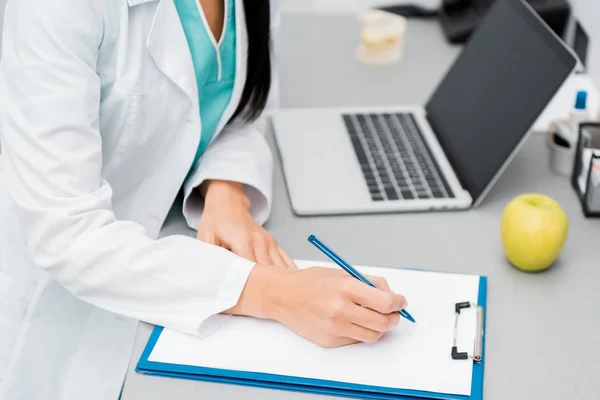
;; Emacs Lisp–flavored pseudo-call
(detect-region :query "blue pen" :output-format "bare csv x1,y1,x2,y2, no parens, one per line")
308,234,415,323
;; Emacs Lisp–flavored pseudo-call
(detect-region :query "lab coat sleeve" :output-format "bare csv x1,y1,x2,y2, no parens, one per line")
0,0,256,337
182,121,274,231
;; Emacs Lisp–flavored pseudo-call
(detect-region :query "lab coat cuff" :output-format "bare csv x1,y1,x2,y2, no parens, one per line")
196,256,256,337
182,169,272,230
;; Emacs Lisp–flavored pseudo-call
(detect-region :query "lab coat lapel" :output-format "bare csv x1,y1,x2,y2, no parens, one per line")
145,0,198,104
142,0,247,139
212,0,248,139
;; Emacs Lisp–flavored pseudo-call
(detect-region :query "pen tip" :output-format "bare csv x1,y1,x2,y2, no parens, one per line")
401,311,416,323
308,234,315,242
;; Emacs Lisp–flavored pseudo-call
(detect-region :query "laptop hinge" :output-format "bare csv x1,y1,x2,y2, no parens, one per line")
425,113,471,196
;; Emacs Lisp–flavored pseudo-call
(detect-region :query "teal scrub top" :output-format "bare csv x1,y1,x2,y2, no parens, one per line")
173,0,236,170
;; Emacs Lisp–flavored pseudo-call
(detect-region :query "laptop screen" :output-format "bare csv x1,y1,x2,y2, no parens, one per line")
424,0,576,202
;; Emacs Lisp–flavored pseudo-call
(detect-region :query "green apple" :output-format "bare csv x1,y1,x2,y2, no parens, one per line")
500,193,568,272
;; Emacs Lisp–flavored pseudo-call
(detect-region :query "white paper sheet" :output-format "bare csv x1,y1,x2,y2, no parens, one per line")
148,260,481,396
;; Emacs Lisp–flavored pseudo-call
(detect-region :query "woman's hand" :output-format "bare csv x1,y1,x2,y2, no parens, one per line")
197,180,296,269
227,265,407,348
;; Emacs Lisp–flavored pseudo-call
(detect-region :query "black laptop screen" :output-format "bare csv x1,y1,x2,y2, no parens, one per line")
424,0,576,202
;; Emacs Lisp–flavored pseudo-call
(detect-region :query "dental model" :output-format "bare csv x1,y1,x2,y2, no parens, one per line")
355,9,407,66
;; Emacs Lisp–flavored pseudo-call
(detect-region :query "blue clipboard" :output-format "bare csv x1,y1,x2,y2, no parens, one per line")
137,276,487,400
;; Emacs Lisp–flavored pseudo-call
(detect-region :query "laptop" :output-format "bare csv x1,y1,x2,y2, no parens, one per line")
270,0,577,216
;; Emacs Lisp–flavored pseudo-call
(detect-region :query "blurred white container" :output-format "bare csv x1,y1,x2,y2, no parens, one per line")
355,9,407,66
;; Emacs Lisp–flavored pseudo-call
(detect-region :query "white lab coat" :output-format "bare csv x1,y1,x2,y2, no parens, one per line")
0,0,276,398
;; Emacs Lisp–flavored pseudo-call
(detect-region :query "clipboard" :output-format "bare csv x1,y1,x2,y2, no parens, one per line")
136,274,487,400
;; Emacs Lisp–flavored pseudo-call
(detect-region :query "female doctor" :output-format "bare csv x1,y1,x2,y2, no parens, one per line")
0,0,407,397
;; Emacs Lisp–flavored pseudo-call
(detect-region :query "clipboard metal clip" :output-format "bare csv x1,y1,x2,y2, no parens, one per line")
451,301,484,363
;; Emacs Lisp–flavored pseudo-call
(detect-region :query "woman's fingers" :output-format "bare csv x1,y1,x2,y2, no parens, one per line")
331,296,400,335
219,229,297,272
197,231,219,246
366,275,392,292
230,239,257,263
327,304,388,343
340,323,385,344
278,247,297,269
251,236,273,265
268,245,288,269
250,233,295,270
344,278,406,314
263,240,296,270
347,302,400,332
320,336,359,348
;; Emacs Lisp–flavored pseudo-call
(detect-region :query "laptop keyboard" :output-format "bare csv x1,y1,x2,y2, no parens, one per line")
343,112,454,202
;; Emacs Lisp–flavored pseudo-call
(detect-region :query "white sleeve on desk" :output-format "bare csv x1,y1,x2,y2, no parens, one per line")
181,123,274,231
196,256,256,337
